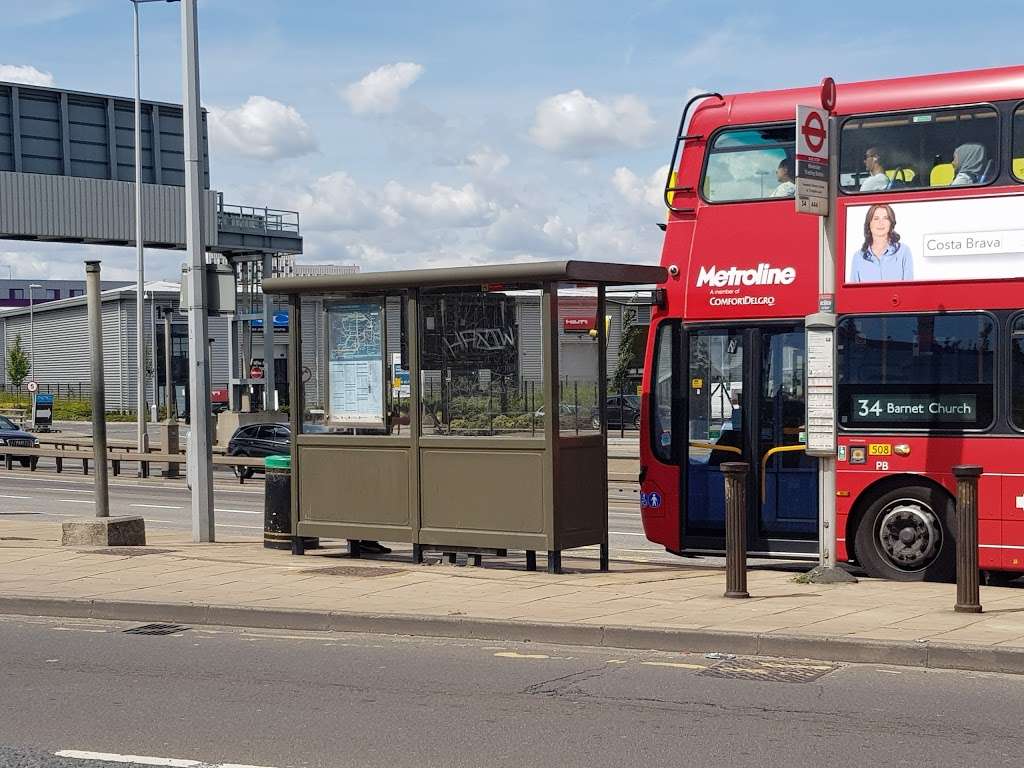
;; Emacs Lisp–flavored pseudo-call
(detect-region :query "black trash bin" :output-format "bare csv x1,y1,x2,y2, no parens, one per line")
264,454,318,551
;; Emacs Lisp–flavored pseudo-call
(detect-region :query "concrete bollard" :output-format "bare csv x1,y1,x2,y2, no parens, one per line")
721,461,750,599
952,465,983,614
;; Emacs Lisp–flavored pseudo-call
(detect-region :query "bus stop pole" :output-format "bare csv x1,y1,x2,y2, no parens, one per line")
804,107,855,584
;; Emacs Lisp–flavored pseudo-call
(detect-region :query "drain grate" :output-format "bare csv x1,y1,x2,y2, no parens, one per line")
301,565,403,577
123,623,190,636
699,659,837,684
82,548,178,557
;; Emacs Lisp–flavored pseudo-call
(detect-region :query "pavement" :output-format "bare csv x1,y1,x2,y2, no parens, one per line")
4,615,1024,768
4,515,1024,676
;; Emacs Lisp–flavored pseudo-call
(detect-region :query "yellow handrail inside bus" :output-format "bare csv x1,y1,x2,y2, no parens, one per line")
688,440,743,455
761,444,807,503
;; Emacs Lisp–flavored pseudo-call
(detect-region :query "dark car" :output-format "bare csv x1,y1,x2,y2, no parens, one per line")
226,422,290,478
0,415,40,467
592,394,642,430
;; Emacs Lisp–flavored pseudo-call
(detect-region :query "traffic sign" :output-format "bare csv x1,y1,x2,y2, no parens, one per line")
26,381,37,393
250,364,264,380
795,105,830,216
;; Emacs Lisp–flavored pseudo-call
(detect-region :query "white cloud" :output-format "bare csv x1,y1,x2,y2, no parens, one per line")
612,164,669,210
530,89,654,156
0,64,55,87
383,181,498,228
486,209,578,256
344,62,424,115
463,146,510,176
208,96,317,160
286,171,398,231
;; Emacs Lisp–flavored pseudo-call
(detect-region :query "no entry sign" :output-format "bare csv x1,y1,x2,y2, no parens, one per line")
795,105,830,216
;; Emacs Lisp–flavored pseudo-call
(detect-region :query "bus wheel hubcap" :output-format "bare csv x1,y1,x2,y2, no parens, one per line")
878,501,940,571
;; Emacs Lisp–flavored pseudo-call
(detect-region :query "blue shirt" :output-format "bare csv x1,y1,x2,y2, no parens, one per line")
849,241,914,283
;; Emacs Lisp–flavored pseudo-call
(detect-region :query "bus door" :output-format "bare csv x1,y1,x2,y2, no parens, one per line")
683,325,818,555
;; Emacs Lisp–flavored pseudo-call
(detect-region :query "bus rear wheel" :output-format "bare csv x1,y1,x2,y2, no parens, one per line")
853,484,956,582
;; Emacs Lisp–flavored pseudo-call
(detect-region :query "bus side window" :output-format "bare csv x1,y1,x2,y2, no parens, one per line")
702,125,796,203
1012,104,1024,182
1011,317,1024,430
651,321,676,462
840,105,999,194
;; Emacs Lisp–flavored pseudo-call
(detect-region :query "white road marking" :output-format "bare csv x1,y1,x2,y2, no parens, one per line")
0,494,31,499
609,531,645,536
55,751,201,766
58,499,94,504
215,508,261,515
129,503,183,510
494,651,550,659
215,523,262,530
55,751,278,768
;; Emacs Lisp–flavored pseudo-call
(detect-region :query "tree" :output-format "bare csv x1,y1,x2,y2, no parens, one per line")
611,303,644,395
6,333,30,390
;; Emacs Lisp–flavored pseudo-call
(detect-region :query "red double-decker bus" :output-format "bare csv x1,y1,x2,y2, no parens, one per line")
639,65,1024,581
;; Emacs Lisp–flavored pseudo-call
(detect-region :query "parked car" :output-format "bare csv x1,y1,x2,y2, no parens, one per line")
593,394,642,430
0,415,40,467
226,422,333,478
226,422,290,479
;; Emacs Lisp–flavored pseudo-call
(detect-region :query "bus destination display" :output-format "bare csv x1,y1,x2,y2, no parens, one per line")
850,394,977,423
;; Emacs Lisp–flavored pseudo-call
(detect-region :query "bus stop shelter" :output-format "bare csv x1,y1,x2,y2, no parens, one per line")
263,260,666,573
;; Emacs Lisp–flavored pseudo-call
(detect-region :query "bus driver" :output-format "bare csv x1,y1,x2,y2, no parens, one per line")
848,203,914,283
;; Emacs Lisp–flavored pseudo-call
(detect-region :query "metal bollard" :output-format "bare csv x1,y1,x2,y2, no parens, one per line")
952,465,983,613
721,461,750,599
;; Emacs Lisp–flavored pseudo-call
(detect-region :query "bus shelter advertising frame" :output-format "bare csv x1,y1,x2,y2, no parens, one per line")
264,260,666,573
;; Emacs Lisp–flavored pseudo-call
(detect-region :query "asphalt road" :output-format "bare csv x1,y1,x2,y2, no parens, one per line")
1,614,1023,768
0,464,682,564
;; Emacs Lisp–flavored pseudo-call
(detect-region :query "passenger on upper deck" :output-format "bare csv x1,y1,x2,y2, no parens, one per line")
859,147,889,192
950,143,987,185
769,157,796,198
849,203,913,283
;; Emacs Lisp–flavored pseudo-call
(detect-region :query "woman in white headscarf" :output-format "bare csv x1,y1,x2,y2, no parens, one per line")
950,143,987,186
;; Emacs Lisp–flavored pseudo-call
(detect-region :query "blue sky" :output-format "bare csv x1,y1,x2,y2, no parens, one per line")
1,0,1021,280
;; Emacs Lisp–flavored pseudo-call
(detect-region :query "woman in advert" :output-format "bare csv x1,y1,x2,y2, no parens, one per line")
848,203,913,283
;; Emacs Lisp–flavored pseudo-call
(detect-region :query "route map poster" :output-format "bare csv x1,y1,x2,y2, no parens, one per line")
326,301,386,428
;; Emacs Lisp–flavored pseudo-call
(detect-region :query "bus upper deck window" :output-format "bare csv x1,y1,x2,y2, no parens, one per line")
840,105,999,194
1012,104,1024,182
702,125,796,203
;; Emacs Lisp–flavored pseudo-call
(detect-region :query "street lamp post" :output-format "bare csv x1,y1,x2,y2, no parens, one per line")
28,283,41,380
130,0,179,461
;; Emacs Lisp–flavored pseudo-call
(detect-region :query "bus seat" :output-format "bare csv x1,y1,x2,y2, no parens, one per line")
930,163,955,186
885,167,916,184
1014,158,1024,179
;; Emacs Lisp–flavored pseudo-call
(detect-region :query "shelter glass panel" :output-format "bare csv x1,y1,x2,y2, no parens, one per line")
301,295,407,435
1013,104,1024,182
557,285,601,436
419,286,542,438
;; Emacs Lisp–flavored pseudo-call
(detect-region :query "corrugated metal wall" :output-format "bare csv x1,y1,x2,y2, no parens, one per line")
516,297,543,383
0,171,218,247
0,82,209,186
0,292,229,412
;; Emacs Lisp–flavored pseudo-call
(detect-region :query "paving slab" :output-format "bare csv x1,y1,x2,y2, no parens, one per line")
4,517,1024,674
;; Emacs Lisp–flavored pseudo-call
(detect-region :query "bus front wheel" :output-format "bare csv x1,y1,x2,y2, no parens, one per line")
853,484,956,582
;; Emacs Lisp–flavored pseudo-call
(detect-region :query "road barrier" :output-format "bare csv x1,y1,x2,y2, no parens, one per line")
0,446,266,484
721,461,750,599
953,464,983,614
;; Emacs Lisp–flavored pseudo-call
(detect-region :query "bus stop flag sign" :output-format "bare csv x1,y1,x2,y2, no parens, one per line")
796,105,829,216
